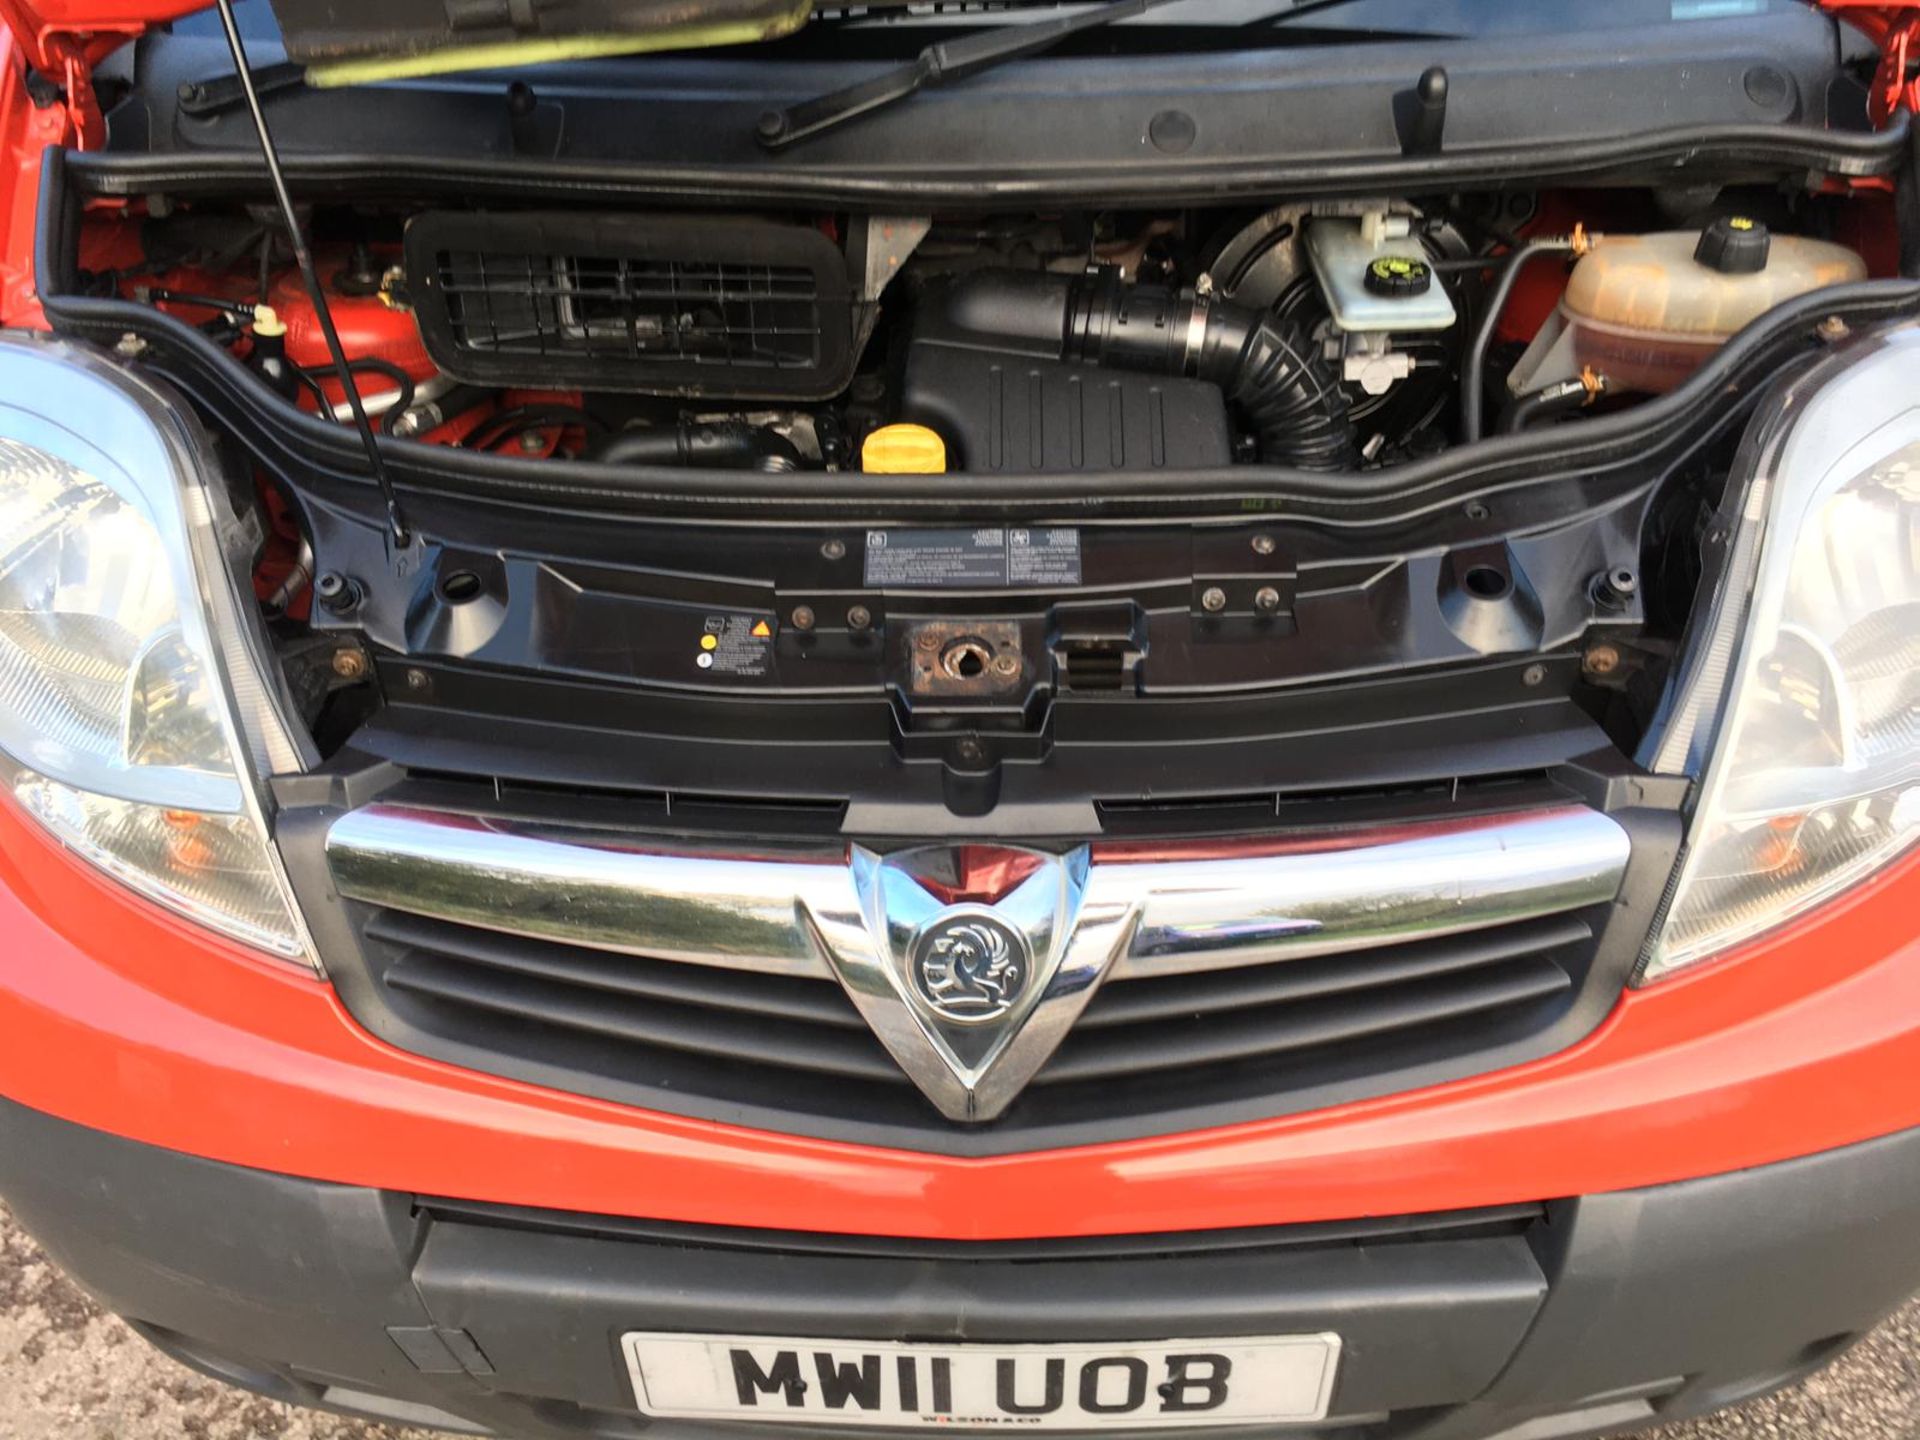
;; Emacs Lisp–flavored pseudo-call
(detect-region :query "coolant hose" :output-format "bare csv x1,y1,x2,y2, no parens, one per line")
1498,374,1603,434
935,270,1355,471
1458,234,1582,444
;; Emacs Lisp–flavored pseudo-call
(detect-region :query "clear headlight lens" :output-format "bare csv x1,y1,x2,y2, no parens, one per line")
0,340,312,964
1641,324,1920,981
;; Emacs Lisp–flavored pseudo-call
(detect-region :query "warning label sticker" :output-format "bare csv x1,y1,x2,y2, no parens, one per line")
696,613,775,677
862,528,1083,589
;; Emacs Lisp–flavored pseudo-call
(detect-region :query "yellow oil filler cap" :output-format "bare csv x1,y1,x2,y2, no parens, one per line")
862,423,948,474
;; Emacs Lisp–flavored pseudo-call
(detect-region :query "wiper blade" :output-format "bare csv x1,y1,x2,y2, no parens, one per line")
756,0,1187,150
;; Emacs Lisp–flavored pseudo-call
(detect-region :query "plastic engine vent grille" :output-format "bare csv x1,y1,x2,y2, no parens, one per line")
404,212,856,400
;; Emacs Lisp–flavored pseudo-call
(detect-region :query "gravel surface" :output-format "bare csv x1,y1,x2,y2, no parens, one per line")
2,1204,1915,1439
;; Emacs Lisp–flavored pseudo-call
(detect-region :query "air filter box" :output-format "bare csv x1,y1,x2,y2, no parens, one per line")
404,212,857,400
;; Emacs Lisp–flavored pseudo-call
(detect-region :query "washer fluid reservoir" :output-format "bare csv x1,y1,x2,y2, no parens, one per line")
1516,219,1865,395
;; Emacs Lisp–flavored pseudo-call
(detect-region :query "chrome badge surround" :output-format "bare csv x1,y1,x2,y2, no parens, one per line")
810,845,1139,1123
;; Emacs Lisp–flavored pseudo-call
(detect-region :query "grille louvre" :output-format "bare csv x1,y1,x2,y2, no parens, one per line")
353,904,1598,1139
405,212,856,399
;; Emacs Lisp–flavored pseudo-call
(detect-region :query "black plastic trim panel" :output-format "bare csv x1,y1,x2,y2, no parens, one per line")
66,116,1912,210
86,6,1910,208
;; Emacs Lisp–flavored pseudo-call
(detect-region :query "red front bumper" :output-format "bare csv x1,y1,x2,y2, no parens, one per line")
3,792,1919,1241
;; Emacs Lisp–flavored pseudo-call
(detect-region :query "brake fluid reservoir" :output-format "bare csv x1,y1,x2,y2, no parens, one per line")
1557,219,1865,393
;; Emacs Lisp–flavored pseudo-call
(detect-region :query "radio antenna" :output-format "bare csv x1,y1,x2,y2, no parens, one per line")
209,0,411,549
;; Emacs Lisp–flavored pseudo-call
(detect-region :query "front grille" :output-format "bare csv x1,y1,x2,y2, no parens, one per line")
416,1194,1549,1261
404,212,856,399
368,909,897,1084
346,897,1608,1152
1048,914,1588,1086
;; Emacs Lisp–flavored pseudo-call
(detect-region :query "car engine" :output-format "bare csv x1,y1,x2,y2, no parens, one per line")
108,194,1869,480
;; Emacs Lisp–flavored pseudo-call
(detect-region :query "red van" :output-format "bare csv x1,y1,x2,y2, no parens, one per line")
1,1,1917,1435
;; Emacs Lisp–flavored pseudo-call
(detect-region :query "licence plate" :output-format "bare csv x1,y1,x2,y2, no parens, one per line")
622,1332,1342,1429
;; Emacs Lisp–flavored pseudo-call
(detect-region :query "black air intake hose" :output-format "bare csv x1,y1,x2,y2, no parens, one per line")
934,270,1355,471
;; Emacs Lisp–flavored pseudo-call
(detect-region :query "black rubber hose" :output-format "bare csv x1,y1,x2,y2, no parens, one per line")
935,270,1355,471
1458,236,1578,444
587,421,801,471
141,286,261,316
1190,302,1354,471
1498,378,1595,434
290,357,416,433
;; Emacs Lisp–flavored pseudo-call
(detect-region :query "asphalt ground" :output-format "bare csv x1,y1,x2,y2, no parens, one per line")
3,1205,1916,1439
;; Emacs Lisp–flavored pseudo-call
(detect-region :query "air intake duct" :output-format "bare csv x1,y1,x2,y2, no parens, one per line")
930,270,1356,471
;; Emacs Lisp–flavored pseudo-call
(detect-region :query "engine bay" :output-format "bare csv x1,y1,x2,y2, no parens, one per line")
94,190,1886,481
82,183,1881,481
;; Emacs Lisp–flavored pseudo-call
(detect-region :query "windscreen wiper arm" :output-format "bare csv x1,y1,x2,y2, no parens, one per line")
755,0,1187,150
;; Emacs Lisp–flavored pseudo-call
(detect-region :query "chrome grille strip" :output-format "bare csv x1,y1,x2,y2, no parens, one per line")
325,804,1630,985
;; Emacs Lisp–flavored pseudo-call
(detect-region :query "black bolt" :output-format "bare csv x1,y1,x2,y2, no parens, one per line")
314,572,360,615
756,110,790,144
955,738,986,765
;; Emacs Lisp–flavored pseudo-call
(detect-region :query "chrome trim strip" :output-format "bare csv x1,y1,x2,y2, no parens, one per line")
1113,811,1631,977
326,804,1630,985
324,808,847,979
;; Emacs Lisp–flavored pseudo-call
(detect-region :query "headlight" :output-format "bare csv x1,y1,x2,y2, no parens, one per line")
1641,322,1920,982
0,337,314,965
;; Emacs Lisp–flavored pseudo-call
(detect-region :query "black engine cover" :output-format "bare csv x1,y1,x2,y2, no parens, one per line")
901,343,1234,473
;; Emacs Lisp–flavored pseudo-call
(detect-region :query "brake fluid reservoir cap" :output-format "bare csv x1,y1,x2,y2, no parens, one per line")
1695,216,1771,275
1363,254,1433,298
862,423,948,474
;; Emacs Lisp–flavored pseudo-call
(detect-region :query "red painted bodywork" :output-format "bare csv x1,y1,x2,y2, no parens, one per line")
1822,2,1920,124
1,788,1917,1240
